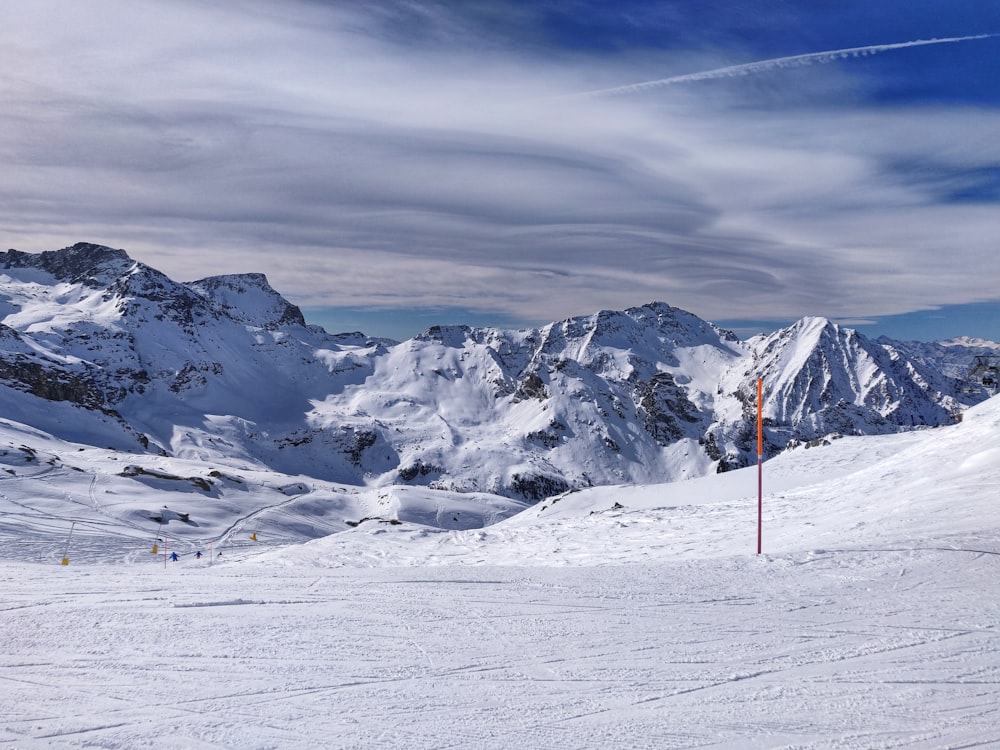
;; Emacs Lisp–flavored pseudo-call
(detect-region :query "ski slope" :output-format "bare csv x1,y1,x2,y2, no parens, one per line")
2,397,999,748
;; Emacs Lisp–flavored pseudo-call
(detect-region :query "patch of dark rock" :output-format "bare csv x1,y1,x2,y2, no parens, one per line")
121,465,213,491
345,517,403,528
398,460,442,482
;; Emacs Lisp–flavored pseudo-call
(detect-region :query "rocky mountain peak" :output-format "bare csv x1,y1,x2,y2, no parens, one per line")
2,242,134,287
187,273,306,329
414,324,473,346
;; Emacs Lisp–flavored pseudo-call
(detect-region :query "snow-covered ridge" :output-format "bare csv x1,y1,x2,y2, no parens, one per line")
745,317,960,436
0,243,992,500
939,335,1000,349
187,272,306,329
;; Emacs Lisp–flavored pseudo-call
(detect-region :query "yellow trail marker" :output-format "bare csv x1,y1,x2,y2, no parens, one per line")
251,533,257,542
151,543,159,554
61,522,76,567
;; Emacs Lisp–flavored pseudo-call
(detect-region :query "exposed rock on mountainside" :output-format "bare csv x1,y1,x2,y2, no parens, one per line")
0,243,993,500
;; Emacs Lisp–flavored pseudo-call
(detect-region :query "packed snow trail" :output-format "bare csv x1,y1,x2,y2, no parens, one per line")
3,547,1000,749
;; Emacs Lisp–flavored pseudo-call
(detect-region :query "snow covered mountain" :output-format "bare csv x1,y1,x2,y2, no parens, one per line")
0,243,992,501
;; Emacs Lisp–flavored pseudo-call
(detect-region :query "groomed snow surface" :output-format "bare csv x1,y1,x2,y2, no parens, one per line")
3,397,1000,749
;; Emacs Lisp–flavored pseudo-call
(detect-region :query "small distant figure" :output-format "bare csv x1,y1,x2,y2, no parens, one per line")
218,550,223,557
195,550,202,560
169,551,179,562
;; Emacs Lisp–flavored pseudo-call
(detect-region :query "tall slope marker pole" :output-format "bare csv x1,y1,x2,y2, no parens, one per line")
757,378,764,555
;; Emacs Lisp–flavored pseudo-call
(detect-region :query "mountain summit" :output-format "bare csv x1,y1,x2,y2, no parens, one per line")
0,243,992,500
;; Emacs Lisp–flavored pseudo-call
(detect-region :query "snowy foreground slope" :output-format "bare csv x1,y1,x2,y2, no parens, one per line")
2,398,999,748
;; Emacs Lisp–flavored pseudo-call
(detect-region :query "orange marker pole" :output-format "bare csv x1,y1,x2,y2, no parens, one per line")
757,378,763,555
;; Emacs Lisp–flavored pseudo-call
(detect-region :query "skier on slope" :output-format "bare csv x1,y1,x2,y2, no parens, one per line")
170,551,179,561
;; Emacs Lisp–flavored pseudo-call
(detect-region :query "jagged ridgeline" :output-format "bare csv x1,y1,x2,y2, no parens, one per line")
0,243,994,500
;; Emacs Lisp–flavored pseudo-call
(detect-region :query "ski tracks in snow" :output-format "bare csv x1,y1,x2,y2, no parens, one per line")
3,546,1000,748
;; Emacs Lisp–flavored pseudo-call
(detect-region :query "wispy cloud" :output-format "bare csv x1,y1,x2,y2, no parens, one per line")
573,34,998,97
1,0,999,335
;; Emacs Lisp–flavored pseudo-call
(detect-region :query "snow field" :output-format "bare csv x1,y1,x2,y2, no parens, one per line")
1,396,999,747
3,548,999,749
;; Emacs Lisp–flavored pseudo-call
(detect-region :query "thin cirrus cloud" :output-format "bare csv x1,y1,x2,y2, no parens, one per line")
572,34,997,97
1,0,999,340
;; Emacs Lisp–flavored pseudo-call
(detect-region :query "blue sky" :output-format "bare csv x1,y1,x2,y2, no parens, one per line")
2,1,999,342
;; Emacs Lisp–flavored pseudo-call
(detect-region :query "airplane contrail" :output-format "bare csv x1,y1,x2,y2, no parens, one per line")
575,34,996,98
